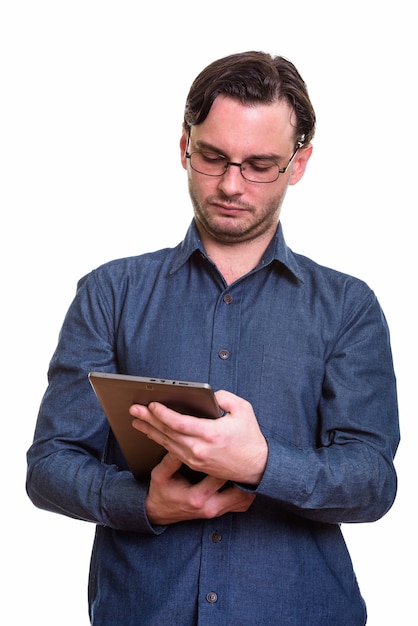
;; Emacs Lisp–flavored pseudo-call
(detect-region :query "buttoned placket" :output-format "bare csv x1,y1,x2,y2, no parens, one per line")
197,514,234,623
208,284,241,393
197,284,242,622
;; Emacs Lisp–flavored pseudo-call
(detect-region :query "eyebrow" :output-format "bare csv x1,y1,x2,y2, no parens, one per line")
193,139,282,162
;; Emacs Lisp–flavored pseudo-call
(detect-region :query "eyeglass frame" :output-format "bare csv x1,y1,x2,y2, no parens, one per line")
184,136,305,184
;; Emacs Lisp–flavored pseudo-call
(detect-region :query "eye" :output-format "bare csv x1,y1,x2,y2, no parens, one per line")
200,152,226,163
245,160,277,173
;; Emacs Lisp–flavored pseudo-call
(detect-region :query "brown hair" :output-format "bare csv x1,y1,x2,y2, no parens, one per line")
184,51,316,147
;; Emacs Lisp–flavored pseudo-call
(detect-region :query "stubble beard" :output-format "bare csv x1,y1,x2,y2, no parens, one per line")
188,176,287,245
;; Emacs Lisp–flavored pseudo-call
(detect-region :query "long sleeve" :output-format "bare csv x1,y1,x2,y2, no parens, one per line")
26,270,163,534
251,287,399,523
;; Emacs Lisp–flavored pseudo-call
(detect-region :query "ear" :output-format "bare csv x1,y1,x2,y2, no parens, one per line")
180,130,188,170
289,144,313,186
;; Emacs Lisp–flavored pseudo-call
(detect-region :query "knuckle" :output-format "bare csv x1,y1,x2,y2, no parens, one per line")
188,443,207,465
188,492,206,510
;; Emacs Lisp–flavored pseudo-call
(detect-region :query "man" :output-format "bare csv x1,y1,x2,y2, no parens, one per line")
26,51,399,625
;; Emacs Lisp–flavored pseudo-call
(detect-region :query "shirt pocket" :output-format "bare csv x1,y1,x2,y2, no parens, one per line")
258,348,325,447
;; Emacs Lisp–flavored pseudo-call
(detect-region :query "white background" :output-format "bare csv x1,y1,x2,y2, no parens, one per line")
1,2,416,624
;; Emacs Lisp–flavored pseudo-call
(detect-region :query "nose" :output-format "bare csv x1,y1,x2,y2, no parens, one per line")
217,162,246,196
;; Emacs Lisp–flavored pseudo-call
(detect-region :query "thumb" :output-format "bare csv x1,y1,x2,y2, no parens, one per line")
214,389,242,415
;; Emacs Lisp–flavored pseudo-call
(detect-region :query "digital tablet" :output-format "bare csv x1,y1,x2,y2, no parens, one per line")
88,372,222,481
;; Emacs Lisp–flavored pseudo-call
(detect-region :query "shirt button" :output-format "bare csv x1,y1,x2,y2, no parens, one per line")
206,592,218,604
218,349,230,360
223,293,233,304
211,531,222,543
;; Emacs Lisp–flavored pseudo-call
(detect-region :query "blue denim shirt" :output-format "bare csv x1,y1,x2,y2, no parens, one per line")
26,221,399,625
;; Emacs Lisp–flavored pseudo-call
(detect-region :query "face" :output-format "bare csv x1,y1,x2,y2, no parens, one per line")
180,95,312,246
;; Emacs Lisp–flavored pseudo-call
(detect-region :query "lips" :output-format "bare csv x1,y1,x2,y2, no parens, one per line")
212,201,248,215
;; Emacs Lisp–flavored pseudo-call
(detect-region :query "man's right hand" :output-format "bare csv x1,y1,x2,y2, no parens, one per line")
145,453,256,525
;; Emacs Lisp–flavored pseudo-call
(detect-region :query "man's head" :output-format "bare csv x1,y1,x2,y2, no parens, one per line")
183,51,316,148
180,52,315,247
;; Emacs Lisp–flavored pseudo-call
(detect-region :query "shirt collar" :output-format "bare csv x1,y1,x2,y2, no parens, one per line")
170,220,303,283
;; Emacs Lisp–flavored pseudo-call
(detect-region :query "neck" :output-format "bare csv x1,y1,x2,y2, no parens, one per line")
199,229,275,285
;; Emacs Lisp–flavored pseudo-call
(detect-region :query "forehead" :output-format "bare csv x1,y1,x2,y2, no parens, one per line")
191,95,296,154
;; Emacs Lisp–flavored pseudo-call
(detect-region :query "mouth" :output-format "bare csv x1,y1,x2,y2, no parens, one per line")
211,201,249,216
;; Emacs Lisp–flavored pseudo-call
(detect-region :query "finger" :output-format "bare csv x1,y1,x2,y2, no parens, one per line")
130,402,188,433
146,401,215,438
130,404,165,436
214,389,249,415
129,403,152,420
155,453,183,476
215,485,256,508
191,473,227,496
131,417,150,434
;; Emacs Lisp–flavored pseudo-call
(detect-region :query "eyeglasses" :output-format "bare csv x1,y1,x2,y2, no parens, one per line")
185,139,304,184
